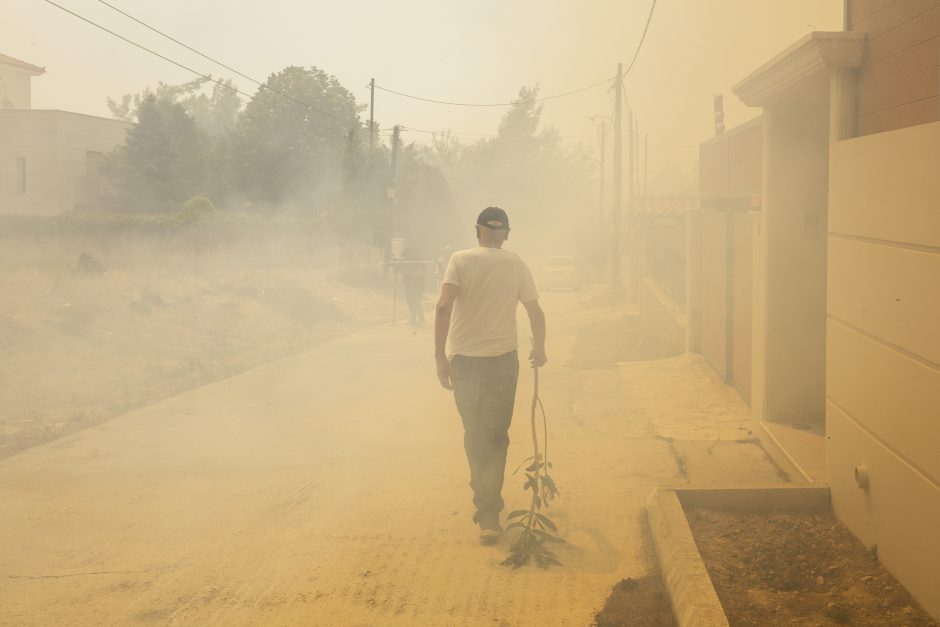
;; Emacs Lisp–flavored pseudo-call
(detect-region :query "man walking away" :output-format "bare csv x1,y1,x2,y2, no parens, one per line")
434,207,547,544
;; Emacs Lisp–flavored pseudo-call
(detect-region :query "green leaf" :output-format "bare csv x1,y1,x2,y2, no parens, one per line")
530,528,565,543
506,510,529,520
534,513,557,532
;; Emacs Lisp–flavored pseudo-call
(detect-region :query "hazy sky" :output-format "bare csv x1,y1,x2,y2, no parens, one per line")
7,0,843,192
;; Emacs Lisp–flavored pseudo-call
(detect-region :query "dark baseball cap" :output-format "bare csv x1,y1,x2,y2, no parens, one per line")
476,206,510,230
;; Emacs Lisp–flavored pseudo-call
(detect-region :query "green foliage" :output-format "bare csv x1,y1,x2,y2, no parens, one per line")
226,66,362,209
422,86,593,256
103,94,207,212
502,387,564,569
502,457,563,569
183,195,217,216
108,76,242,136
394,144,459,257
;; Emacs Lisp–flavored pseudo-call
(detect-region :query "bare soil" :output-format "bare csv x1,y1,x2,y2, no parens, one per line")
686,508,939,626
594,575,677,627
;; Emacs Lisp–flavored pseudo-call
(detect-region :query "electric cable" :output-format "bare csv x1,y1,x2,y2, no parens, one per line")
44,0,355,125
625,0,657,77
96,0,263,90
49,0,638,142
375,75,615,108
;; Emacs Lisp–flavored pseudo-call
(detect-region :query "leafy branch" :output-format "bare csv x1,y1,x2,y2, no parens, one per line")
502,366,563,568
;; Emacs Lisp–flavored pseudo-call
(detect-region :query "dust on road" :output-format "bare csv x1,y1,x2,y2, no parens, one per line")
0,290,777,625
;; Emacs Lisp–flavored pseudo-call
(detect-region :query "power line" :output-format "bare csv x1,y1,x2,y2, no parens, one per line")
95,0,350,123
625,0,657,77
45,0,354,125
48,0,645,143
398,126,496,138
394,125,615,143
97,0,262,89
43,0,258,102
375,75,615,108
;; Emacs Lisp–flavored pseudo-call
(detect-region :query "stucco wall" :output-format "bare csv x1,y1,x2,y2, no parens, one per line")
827,119,940,618
0,110,129,215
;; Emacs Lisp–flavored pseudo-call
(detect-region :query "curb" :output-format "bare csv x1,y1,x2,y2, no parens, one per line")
647,489,729,627
647,486,832,626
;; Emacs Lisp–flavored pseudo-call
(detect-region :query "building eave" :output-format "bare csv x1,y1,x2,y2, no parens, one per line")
0,53,46,76
732,31,866,107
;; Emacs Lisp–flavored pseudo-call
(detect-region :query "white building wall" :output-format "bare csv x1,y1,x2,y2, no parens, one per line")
0,110,129,215
0,68,32,109
827,120,940,619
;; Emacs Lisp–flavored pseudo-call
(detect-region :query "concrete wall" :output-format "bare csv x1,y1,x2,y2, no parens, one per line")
0,110,129,215
699,117,763,199
640,278,686,356
695,119,763,401
753,103,830,425
0,68,32,109
700,210,728,379
827,119,940,618
850,0,940,135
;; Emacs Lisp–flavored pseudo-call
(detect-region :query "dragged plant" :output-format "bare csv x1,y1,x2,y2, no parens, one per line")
502,367,563,568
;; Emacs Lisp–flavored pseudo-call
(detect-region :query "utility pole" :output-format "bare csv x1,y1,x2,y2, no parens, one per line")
369,78,375,155
390,125,401,180
631,117,638,200
627,107,640,303
597,121,607,225
611,62,623,289
389,124,402,324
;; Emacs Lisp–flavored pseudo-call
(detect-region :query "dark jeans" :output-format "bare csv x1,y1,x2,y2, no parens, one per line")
451,351,519,518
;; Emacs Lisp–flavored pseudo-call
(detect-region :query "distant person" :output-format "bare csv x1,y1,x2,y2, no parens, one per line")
401,249,426,326
434,207,547,544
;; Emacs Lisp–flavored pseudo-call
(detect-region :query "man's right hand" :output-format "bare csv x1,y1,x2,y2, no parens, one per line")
529,346,548,368
436,355,453,390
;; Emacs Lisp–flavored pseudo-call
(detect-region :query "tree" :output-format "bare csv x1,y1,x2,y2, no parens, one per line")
226,66,362,210
395,144,458,257
108,77,242,136
426,86,594,258
104,94,207,211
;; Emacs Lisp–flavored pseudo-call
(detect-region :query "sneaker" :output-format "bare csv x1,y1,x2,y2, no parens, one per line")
478,511,502,545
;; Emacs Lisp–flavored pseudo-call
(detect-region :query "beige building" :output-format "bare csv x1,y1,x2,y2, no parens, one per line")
0,53,129,215
689,0,939,617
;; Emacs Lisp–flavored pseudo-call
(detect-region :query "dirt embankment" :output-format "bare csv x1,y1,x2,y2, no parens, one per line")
0,220,394,458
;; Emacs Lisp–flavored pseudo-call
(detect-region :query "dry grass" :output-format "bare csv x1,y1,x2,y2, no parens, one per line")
0,231,391,458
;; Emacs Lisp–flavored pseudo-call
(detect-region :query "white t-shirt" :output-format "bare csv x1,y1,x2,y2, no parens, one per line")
442,246,539,359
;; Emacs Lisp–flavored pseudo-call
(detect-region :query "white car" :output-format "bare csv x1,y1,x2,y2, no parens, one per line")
539,256,587,290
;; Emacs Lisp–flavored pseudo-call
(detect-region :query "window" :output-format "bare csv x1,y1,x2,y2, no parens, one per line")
16,157,26,193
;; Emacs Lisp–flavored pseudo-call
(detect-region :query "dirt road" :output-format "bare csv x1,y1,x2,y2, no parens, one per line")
0,291,781,625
